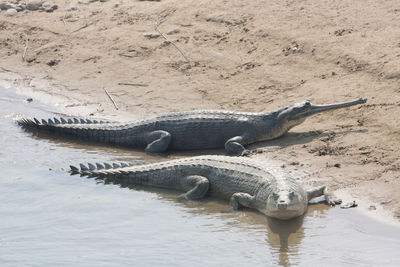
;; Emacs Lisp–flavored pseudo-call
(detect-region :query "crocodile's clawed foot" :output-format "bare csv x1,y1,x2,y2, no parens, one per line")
245,148,264,156
231,199,240,210
176,194,187,202
240,150,250,157
327,198,342,207
227,149,249,157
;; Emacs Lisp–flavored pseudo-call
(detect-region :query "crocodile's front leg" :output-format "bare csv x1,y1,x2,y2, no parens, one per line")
225,136,250,156
181,175,210,200
230,192,256,210
145,130,172,153
307,186,342,206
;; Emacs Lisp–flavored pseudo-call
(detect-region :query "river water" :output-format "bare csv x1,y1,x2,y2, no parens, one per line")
0,85,399,266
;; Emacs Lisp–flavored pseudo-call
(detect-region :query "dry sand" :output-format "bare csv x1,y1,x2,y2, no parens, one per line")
1,0,400,223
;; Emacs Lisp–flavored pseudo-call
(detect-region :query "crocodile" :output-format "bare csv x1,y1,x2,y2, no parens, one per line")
70,155,342,220
18,98,366,155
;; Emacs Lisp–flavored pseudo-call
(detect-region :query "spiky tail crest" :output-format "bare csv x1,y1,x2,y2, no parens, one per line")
70,162,134,175
16,116,111,129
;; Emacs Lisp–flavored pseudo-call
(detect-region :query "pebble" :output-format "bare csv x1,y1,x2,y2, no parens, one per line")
5,8,17,16
26,0,44,11
0,1,15,11
44,5,56,12
16,5,25,12
47,59,58,66
340,201,358,209
166,29,180,35
143,33,161,39
66,4,77,11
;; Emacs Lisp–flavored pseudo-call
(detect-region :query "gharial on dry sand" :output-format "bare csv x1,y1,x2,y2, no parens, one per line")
70,155,342,220
17,98,366,155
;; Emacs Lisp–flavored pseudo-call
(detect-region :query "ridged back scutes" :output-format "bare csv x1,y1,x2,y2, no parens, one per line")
73,155,282,183
17,109,263,132
111,110,261,130
154,110,259,119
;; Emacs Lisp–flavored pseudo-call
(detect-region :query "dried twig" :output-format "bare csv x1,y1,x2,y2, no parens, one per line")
71,17,95,34
118,53,138,58
22,38,29,62
71,23,90,33
118,82,148,87
0,66,12,72
155,22,189,63
103,87,119,110
62,13,67,27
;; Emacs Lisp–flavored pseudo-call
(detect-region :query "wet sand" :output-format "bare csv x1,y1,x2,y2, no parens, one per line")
1,0,400,222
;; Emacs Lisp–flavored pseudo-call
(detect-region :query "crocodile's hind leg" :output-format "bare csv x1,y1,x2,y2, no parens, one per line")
230,192,256,210
145,130,172,153
181,175,210,200
225,136,249,156
307,186,342,206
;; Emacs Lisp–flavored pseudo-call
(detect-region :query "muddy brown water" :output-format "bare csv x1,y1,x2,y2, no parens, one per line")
0,86,399,266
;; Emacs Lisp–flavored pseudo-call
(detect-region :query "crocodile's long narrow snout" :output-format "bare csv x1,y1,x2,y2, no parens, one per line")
306,97,367,117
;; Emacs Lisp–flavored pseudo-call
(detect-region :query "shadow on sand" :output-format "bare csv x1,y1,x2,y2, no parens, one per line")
248,129,368,151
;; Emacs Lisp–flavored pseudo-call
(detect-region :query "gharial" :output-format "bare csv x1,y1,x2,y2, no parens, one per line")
17,98,367,155
70,155,342,220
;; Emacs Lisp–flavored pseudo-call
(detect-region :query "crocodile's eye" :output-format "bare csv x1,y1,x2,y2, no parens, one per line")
272,193,279,201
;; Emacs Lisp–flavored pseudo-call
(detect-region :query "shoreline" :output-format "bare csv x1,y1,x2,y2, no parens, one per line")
0,65,136,121
1,69,399,227
1,0,400,224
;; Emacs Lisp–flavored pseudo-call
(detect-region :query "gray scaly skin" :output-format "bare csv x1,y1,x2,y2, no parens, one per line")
18,98,367,155
70,155,342,220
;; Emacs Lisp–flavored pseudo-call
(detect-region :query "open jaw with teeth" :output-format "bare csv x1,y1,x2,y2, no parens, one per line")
69,155,342,220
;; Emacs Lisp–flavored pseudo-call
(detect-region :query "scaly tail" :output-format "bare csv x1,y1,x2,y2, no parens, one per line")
16,116,123,143
17,116,111,129
69,161,167,189
70,162,134,176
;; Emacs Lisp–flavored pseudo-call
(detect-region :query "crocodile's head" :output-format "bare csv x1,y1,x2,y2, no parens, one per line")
276,98,367,130
276,101,313,129
264,190,308,220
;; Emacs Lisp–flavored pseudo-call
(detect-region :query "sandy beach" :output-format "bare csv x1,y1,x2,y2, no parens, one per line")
1,0,400,223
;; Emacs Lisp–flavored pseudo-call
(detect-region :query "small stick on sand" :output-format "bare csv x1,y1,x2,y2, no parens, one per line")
22,38,28,62
103,87,119,110
155,22,189,63
118,53,138,58
71,23,90,33
62,12,67,27
118,82,148,87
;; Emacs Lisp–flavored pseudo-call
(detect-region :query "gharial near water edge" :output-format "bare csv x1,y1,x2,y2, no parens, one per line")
17,98,367,155
70,155,342,220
